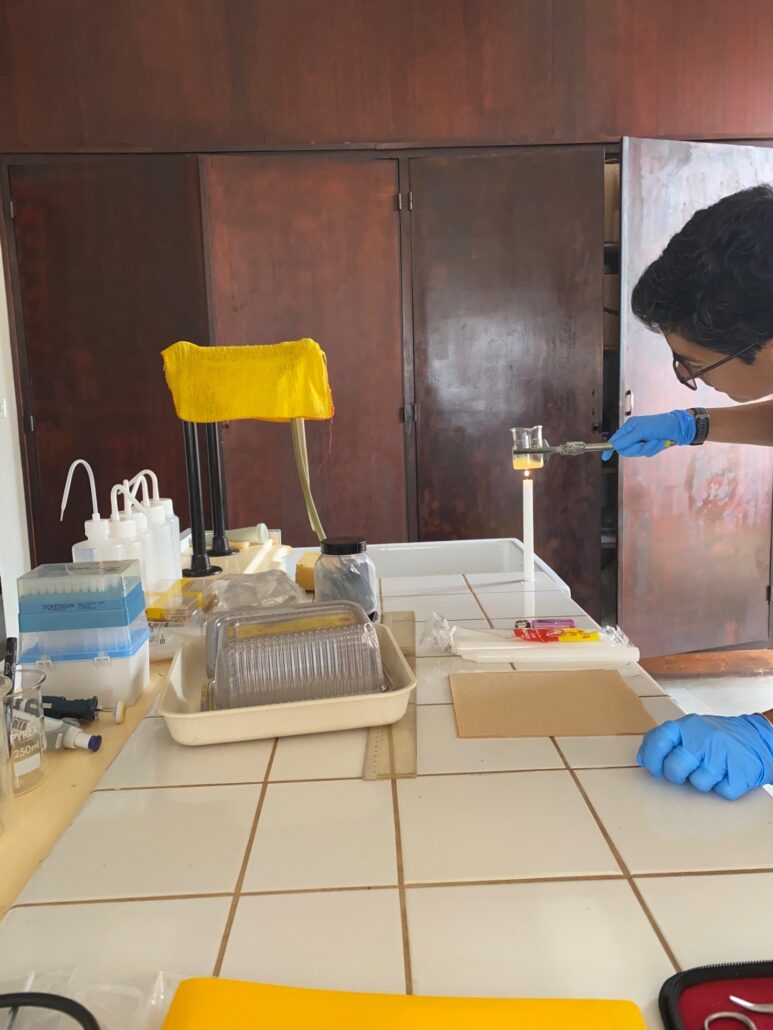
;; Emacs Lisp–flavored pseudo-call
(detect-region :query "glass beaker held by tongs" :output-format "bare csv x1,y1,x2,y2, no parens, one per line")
511,425,609,466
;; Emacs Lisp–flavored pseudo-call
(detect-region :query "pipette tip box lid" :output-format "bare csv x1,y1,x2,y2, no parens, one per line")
18,561,145,631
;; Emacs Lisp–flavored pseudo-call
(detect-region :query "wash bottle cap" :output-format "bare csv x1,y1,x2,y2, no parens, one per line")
109,485,139,539
117,480,150,532
60,459,108,539
85,518,109,541
110,518,139,541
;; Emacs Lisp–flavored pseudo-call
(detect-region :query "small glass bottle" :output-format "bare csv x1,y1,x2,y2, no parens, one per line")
314,537,379,621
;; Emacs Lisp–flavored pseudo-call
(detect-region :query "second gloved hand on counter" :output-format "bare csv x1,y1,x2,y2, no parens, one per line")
638,713,773,800
603,410,697,459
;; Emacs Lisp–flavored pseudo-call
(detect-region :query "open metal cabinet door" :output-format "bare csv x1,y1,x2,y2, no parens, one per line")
619,137,773,658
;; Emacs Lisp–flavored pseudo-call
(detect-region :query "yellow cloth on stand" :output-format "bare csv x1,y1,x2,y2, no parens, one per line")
161,339,334,423
161,979,646,1029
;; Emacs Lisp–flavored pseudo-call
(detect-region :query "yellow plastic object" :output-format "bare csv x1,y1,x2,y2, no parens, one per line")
295,551,319,591
161,339,334,424
162,980,646,1029
229,611,360,641
145,579,217,622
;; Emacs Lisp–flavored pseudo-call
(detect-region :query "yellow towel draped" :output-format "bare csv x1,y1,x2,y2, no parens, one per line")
161,339,334,424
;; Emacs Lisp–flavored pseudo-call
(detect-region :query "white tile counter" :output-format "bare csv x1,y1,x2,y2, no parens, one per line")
2,558,773,1030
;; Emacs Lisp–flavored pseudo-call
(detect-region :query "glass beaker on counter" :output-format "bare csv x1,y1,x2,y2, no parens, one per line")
314,537,379,621
0,677,13,837
3,669,47,795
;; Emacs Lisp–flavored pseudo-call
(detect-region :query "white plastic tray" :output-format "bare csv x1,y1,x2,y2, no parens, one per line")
159,623,416,746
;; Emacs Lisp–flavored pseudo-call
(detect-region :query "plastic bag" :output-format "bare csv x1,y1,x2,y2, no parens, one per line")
0,969,182,1029
419,612,640,667
419,613,457,654
148,621,205,661
208,570,306,611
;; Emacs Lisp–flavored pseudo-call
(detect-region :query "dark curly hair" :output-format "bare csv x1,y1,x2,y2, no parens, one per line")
631,184,773,364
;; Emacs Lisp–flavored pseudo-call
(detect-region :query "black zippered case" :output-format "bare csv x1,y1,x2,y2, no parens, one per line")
661,961,773,1028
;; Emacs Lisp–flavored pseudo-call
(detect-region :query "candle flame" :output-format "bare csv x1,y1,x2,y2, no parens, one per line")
523,469,531,479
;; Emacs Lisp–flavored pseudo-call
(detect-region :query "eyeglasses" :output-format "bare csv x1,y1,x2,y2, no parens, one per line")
672,342,760,390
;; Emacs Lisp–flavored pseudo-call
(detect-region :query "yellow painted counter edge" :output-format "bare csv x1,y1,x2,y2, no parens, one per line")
0,661,169,918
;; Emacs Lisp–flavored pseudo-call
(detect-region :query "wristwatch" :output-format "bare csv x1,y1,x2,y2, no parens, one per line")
689,407,710,446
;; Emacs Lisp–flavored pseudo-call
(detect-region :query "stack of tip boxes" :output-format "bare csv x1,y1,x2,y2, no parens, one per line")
18,561,150,707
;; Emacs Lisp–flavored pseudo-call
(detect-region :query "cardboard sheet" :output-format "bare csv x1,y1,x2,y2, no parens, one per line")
450,669,656,738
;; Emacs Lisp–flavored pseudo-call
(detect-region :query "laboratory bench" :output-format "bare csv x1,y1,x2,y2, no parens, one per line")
2,549,773,1029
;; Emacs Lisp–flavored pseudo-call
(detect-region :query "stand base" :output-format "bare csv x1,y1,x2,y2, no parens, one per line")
183,553,222,578
208,537,238,558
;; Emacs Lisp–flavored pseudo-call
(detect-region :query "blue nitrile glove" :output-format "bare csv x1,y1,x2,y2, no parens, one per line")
602,410,696,459
637,713,773,800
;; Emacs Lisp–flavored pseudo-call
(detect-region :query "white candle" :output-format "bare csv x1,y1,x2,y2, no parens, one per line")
522,471,535,582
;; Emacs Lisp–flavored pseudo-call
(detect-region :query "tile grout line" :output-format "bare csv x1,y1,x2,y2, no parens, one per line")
389,728,414,995
12,891,234,910
93,777,272,793
551,737,682,973
20,864,773,912
241,884,398,898
90,754,658,792
405,873,625,890
635,866,773,880
211,738,278,977
463,575,495,628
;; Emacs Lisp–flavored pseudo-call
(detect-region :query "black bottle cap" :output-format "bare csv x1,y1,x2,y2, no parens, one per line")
321,537,367,556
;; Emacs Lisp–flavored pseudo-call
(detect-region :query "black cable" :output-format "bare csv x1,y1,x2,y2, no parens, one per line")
0,991,99,1029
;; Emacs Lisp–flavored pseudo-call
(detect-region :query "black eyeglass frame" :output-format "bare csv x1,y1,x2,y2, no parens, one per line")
672,342,761,390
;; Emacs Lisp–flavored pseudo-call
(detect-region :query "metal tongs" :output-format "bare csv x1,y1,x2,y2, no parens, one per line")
513,440,611,459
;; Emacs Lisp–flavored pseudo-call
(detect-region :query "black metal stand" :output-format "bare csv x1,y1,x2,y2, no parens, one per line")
182,421,221,578
206,423,237,557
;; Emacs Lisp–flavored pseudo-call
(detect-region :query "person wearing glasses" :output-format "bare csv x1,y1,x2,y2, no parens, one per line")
606,184,773,800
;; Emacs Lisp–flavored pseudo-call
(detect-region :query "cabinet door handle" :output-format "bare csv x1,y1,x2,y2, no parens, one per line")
624,389,634,417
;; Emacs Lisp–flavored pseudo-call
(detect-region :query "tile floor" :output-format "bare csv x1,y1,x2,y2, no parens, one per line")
4,572,773,1030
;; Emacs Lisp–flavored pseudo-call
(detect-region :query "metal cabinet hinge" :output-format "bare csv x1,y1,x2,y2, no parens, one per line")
396,192,413,212
399,403,418,423
767,584,771,604
8,200,14,219
26,414,34,432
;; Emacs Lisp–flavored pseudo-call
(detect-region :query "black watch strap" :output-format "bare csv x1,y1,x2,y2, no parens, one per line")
690,407,710,446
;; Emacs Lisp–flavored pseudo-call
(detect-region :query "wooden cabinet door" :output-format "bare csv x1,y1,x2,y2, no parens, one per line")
619,138,773,657
201,156,407,546
8,158,209,565
410,149,604,614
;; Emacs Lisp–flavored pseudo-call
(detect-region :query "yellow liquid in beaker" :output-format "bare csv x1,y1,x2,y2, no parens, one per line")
512,455,544,471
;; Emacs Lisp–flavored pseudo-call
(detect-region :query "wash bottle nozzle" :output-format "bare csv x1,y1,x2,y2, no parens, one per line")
61,459,109,540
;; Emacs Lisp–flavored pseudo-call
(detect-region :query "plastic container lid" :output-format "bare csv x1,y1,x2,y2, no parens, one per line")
18,561,142,601
19,618,150,663
321,537,367,556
